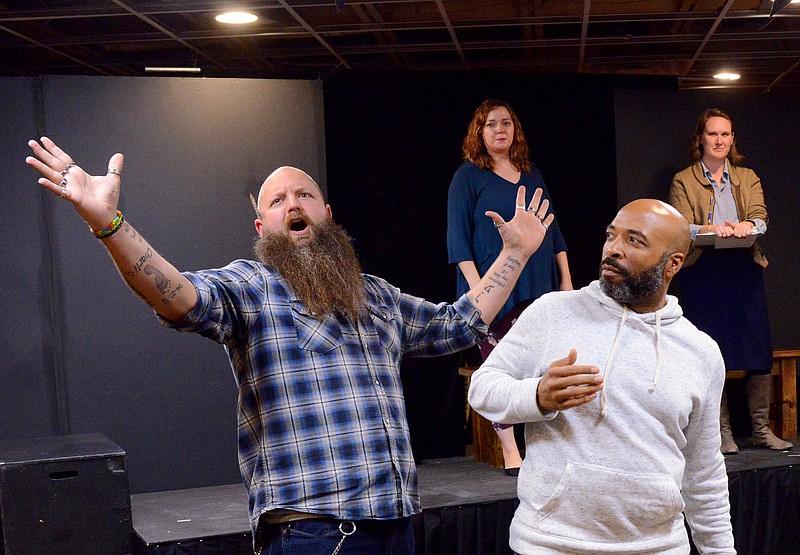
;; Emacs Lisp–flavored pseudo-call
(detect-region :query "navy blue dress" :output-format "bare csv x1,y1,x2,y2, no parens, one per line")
447,161,568,323
678,248,773,374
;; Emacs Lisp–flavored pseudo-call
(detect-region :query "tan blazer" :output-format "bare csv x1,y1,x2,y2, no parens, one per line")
669,162,768,268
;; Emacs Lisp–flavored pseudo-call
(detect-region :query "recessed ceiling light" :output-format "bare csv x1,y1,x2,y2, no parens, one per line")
713,72,741,81
216,11,258,24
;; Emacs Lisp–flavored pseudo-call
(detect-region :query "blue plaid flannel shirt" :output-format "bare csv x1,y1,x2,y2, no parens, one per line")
162,259,487,538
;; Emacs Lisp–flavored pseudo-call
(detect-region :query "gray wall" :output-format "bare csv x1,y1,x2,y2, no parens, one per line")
1,76,326,493
614,89,800,349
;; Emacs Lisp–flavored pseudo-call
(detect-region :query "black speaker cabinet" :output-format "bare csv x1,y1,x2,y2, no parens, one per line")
0,433,132,554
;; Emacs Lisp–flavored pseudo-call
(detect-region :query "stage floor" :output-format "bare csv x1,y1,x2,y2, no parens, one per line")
131,456,520,546
132,443,799,554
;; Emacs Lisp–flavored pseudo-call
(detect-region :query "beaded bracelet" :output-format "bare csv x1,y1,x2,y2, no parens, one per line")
89,210,125,239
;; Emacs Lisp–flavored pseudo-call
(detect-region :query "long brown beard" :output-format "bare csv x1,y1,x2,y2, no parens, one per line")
254,219,366,322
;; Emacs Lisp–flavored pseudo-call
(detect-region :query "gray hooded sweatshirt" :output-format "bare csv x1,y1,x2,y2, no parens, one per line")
469,281,735,554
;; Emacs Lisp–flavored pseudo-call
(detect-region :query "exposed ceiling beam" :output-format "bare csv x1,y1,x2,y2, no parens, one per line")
276,0,351,70
0,23,112,75
109,0,225,69
683,0,735,75
766,58,800,92
350,2,411,66
578,0,591,72
434,0,468,70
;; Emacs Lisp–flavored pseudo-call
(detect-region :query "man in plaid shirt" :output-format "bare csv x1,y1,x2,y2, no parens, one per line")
27,137,555,555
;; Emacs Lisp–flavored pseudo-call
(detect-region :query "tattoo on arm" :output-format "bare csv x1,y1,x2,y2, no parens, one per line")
125,248,154,277
466,293,482,318
159,282,184,304
504,256,522,272
144,265,171,295
122,222,144,244
488,256,522,288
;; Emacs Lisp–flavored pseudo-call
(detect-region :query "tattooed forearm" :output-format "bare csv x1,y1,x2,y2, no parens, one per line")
466,293,483,318
121,222,144,243
160,282,184,304
487,255,523,288
504,255,522,272
144,264,171,295
130,287,158,308
102,220,196,319
125,247,154,277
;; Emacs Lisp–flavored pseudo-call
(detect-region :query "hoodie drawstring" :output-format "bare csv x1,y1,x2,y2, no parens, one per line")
600,305,628,419
600,305,664,418
650,311,662,393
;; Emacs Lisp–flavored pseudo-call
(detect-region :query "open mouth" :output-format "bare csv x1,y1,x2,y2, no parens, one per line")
289,219,308,232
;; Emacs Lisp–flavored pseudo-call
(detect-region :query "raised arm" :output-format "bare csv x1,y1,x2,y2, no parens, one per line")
26,137,197,322
467,186,554,325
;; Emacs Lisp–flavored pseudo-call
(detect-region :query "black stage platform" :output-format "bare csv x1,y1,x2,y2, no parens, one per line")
132,444,800,555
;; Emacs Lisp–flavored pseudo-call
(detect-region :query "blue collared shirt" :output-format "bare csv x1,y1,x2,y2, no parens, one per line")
690,160,767,239
162,259,487,537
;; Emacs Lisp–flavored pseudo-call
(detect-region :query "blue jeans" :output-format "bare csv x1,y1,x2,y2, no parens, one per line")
259,517,415,555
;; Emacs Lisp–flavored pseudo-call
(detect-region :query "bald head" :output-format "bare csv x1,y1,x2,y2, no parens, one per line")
254,165,331,240
257,166,325,208
617,199,691,256
600,199,690,312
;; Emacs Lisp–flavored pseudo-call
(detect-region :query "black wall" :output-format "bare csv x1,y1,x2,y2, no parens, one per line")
615,89,800,349
323,72,655,458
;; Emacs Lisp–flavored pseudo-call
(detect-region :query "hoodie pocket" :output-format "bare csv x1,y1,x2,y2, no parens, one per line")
536,462,683,543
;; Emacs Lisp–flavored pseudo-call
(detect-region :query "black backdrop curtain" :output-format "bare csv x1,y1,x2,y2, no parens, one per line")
321,71,663,459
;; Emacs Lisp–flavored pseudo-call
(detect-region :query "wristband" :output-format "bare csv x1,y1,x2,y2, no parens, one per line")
90,210,124,239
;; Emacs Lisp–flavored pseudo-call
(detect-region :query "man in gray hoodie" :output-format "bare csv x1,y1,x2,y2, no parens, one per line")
469,199,735,554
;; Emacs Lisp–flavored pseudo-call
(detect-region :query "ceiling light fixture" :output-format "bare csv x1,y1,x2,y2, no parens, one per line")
713,72,741,81
145,67,202,73
216,11,258,24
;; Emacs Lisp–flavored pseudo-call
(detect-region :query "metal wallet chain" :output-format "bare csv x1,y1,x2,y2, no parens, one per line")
253,520,357,555
331,521,356,555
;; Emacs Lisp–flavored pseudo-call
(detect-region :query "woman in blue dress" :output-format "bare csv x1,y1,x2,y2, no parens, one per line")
447,99,572,475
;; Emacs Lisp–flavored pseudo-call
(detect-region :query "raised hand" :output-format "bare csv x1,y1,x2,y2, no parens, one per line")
486,186,555,259
26,136,124,231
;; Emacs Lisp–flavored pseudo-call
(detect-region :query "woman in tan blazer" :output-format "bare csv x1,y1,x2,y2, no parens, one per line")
669,108,790,455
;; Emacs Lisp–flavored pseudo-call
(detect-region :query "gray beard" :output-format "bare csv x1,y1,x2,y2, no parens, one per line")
599,253,669,307
254,219,366,322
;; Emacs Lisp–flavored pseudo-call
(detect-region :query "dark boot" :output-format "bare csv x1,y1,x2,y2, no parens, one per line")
747,374,792,450
719,388,739,455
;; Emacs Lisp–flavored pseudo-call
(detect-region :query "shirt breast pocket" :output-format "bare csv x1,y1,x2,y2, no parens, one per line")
289,301,343,354
366,304,399,352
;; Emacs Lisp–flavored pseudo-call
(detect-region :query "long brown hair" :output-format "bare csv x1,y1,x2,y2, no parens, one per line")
690,108,745,166
462,99,531,173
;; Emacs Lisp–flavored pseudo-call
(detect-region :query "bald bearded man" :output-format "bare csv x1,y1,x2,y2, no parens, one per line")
26,137,556,555
469,199,735,554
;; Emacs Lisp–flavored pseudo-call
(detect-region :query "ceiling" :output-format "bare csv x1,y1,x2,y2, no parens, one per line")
1,1,799,95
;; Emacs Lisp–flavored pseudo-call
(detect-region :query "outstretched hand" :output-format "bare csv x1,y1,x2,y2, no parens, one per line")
26,136,124,231
536,349,603,412
486,186,555,259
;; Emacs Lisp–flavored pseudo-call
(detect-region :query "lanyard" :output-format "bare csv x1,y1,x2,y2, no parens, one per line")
706,194,714,226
